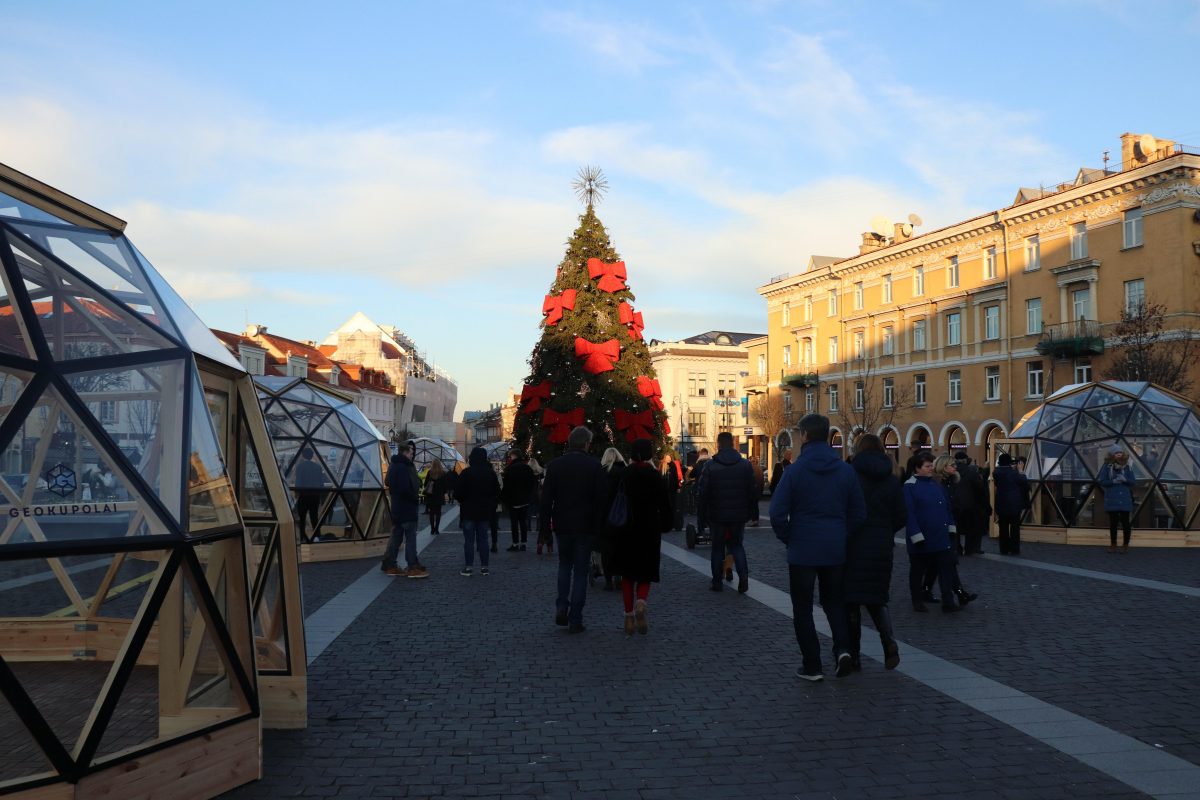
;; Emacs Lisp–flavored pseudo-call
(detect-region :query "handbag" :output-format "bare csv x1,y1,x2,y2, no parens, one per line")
607,477,629,528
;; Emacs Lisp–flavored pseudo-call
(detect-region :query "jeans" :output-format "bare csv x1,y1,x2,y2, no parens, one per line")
997,514,1022,555
463,519,490,566
787,564,850,674
710,522,748,583
556,533,596,625
383,519,418,569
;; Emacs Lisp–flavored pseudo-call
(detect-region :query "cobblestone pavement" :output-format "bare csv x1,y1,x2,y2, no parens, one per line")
224,501,1200,799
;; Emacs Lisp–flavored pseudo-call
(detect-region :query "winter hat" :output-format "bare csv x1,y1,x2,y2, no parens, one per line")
998,453,1014,467
954,451,970,462
1107,444,1125,456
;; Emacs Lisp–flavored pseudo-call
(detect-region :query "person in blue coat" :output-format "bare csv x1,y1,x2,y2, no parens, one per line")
1097,445,1135,553
769,414,866,681
992,453,1030,555
903,451,959,613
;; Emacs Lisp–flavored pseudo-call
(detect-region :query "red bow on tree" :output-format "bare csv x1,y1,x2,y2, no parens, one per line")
586,258,627,293
618,302,644,340
520,380,552,415
542,407,584,443
574,337,620,374
541,289,577,326
663,418,671,434
614,409,655,442
636,376,664,410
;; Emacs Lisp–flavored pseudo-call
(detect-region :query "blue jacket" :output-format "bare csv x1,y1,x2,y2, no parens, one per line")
697,446,757,526
769,441,865,566
902,475,954,555
386,453,421,524
992,465,1029,517
1097,462,1134,512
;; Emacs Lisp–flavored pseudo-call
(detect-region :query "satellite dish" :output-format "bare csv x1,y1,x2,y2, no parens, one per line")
900,222,914,237
908,213,923,226
1135,134,1156,160
870,215,893,238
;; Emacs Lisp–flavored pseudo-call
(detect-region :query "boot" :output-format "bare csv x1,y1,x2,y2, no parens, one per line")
870,606,901,670
955,587,977,606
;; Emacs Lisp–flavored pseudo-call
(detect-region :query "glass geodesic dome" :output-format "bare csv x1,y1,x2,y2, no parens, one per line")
410,436,464,473
0,177,262,795
1008,381,1200,531
255,375,390,548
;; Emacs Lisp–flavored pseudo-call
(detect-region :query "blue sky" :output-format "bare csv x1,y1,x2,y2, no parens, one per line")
2,1,1198,417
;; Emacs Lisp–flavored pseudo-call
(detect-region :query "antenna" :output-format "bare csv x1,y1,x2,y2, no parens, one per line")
1134,134,1156,161
899,222,914,237
907,213,923,226
870,215,893,238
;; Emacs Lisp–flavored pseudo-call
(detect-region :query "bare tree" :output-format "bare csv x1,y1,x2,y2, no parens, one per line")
1103,300,1196,395
831,358,913,447
748,391,791,439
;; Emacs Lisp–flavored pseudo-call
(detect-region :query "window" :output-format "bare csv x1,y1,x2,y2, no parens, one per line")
882,326,895,356
1124,279,1146,316
1071,287,1090,321
1074,360,1092,383
853,330,865,360
802,337,814,366
984,246,997,280
782,302,790,326
698,374,708,397
757,354,766,375
828,336,839,363
1123,208,1143,248
782,346,791,368
985,366,1000,401
784,392,793,420
804,295,813,321
717,376,727,397
946,312,961,346
1026,298,1043,334
1027,361,1044,397
828,289,838,316
99,400,117,424
914,374,926,406
1070,222,1088,260
828,384,839,412
854,381,864,410
948,370,962,403
688,412,706,438
1025,235,1040,271
286,355,307,378
882,275,893,303
854,282,864,310
984,305,1000,340
805,389,814,413
913,265,924,296
947,256,959,288
913,319,926,352
883,378,895,408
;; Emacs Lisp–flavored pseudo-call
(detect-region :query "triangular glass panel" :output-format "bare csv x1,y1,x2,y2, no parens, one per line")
0,383,170,544
6,232,177,361
313,494,353,542
65,358,188,520
5,220,179,339
1034,440,1070,479
1085,387,1127,408
1159,442,1200,483
1009,407,1041,438
1177,413,1200,441
246,523,275,548
0,188,73,224
1035,404,1074,435
251,538,288,672
0,258,38,358
262,399,304,439
282,399,328,433
1030,485,1068,526
1149,484,1185,529
189,536,254,679
1074,437,1120,479
1129,482,1158,522
1142,387,1184,407
1144,401,1187,434
129,244,247,372
237,416,274,515
1092,402,1134,435
1186,487,1200,530
287,443,333,490
1057,482,1093,525
1038,414,1078,443
0,364,30,416
87,552,161,621
1074,412,1116,442
1125,405,1173,437
349,492,385,540
315,445,353,486
1115,440,1156,482
310,414,351,447
1055,448,1095,482
0,555,80,616
0,686,59,784
1071,487,1100,528
1103,381,1145,397
345,453,381,489
357,442,387,472
1055,387,1092,409
343,417,379,447
185,379,239,534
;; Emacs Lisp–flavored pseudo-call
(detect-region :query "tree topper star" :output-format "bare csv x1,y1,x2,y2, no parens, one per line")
572,166,608,207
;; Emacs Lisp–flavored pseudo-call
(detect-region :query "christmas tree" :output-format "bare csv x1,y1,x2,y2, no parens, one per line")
512,168,670,461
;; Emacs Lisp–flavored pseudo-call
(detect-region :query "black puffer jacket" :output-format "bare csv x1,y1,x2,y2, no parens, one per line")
843,451,906,605
696,447,757,526
455,447,500,522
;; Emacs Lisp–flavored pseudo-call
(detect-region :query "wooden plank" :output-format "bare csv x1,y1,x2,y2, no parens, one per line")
0,163,127,231
4,781,73,799
300,536,387,563
258,675,307,730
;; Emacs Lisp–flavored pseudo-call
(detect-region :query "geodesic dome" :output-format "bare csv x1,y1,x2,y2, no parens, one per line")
1008,381,1200,530
0,175,265,796
409,436,464,473
255,375,391,549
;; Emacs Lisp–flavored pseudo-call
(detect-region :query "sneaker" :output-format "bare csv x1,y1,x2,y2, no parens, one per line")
460,567,472,576
384,566,407,577
480,567,490,576
406,565,429,579
835,652,853,678
795,667,824,682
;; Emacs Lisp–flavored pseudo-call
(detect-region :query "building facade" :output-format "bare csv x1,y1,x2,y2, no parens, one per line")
757,132,1200,466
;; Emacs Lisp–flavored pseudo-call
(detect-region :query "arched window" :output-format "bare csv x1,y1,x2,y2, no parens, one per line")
948,425,969,451
882,427,900,463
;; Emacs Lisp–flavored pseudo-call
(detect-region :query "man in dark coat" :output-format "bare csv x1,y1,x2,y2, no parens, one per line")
457,446,501,575
769,415,865,681
502,451,536,551
992,453,1029,555
293,447,326,540
383,443,428,578
952,451,991,555
697,431,757,593
539,426,606,633
769,449,792,494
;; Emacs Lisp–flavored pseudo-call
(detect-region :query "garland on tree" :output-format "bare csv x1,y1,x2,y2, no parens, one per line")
512,173,671,461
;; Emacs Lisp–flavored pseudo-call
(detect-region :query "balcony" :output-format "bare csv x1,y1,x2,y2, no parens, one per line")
1036,319,1105,358
782,371,819,389
743,373,769,394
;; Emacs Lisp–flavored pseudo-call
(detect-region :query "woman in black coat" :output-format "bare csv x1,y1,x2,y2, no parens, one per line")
844,435,905,670
612,439,672,636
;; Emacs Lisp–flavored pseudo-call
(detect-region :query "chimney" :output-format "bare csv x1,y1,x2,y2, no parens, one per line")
1120,132,1176,168
859,232,887,255
893,222,912,243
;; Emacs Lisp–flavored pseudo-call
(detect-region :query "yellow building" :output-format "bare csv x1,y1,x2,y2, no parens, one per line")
757,132,1200,467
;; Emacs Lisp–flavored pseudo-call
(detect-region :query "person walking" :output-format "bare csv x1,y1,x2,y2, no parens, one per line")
768,449,792,495
697,430,757,594
952,451,990,555
612,439,672,636
423,459,449,536
456,446,500,576
924,455,977,608
1098,445,1135,553
769,414,865,681
844,435,905,671
903,452,958,612
539,426,606,633
660,452,683,531
599,447,627,590
502,451,536,551
383,443,428,578
992,452,1030,556
293,447,326,541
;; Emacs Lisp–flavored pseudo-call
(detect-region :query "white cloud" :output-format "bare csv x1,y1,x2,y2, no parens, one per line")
540,11,674,73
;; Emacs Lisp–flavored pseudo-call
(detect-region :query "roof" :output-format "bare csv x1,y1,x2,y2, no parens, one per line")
679,331,765,346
